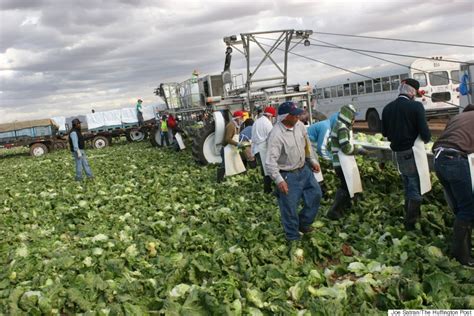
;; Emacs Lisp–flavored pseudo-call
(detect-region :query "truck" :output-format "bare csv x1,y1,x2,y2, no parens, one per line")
0,119,67,156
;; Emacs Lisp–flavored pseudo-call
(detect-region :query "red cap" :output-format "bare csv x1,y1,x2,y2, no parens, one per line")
233,110,244,118
264,106,276,117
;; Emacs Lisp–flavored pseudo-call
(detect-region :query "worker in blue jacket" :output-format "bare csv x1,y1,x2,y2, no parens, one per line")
307,112,338,160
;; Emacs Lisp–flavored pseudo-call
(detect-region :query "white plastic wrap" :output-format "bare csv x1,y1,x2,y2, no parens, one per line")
103,110,122,127
142,105,156,121
121,107,138,124
51,116,66,132
86,112,106,130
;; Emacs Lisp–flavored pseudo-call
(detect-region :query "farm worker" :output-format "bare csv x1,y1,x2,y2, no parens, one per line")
136,99,144,127
326,105,368,220
160,115,170,147
381,78,431,231
216,110,245,183
266,101,322,255
239,118,256,169
68,118,93,181
432,104,474,267
307,112,339,161
167,114,185,151
251,106,277,193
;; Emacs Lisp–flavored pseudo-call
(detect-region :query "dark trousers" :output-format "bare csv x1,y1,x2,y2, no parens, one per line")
335,166,349,194
434,152,473,221
161,131,170,147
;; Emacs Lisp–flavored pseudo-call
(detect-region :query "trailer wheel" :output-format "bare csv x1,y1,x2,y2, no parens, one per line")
191,122,222,165
367,110,381,132
127,128,147,142
30,143,49,157
92,136,109,149
149,127,162,147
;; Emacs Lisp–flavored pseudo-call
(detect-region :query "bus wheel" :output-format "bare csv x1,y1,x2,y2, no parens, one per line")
92,136,109,149
30,143,49,157
367,110,381,132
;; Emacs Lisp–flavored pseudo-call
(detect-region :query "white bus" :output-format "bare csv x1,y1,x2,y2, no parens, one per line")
313,58,460,131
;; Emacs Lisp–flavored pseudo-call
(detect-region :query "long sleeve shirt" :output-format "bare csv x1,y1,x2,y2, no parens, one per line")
329,119,360,167
223,120,239,146
265,121,317,184
70,131,80,152
433,110,474,154
307,119,331,159
382,95,431,151
251,115,273,155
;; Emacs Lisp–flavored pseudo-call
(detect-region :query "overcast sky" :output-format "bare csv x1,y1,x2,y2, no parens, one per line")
0,0,473,123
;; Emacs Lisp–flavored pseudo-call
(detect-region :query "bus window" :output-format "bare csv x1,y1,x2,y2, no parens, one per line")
316,88,323,99
429,71,449,86
324,87,331,98
357,82,365,94
343,84,350,96
382,76,390,91
350,82,358,95
337,85,343,97
400,73,409,81
390,75,400,90
331,86,337,98
450,70,459,84
365,80,373,93
374,78,381,92
413,73,427,87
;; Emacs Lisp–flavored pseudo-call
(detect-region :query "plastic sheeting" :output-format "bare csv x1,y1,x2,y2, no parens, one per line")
102,110,122,127
51,116,66,132
142,105,157,121
86,112,106,130
121,107,139,124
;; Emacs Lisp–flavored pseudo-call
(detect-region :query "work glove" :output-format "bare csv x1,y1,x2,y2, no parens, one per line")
76,150,82,158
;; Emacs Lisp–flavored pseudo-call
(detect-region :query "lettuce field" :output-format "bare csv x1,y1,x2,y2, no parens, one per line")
0,142,473,315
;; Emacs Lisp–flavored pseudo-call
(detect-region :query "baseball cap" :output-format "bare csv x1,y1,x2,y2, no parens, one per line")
233,110,244,118
278,101,304,116
72,118,82,125
402,79,422,97
263,106,277,117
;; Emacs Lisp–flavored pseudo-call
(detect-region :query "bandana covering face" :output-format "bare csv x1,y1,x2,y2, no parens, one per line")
277,113,289,122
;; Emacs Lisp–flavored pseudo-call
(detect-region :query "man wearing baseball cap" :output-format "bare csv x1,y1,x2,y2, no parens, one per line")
382,78,431,230
216,110,245,183
266,101,322,256
68,118,93,181
251,106,277,193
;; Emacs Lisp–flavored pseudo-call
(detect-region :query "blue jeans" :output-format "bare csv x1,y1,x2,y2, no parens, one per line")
277,164,322,240
73,150,93,181
395,149,422,202
434,153,473,222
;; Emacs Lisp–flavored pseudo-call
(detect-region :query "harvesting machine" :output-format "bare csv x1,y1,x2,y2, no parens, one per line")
153,29,315,165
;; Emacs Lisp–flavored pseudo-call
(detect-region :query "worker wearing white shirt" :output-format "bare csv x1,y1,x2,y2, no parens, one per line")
251,106,277,193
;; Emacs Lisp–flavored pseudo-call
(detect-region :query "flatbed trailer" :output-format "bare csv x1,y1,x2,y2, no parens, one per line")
0,119,67,157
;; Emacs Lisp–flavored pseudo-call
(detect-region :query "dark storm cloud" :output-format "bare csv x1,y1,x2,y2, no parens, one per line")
0,0,473,123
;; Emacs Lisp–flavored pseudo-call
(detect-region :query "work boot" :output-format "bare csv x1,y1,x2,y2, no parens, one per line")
404,199,421,231
263,176,272,194
327,189,351,220
216,168,225,183
452,219,474,267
